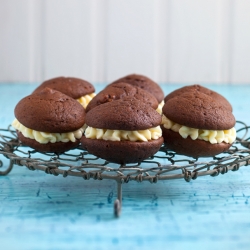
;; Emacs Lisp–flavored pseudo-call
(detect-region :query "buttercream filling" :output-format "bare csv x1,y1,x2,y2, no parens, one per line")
162,115,236,144
156,100,164,114
12,118,85,144
77,93,96,108
85,126,162,142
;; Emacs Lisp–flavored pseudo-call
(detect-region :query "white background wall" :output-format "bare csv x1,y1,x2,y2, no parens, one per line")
0,0,250,84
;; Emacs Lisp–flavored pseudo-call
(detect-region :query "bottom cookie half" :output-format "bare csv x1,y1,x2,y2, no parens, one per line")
17,131,80,153
161,127,231,158
81,136,164,164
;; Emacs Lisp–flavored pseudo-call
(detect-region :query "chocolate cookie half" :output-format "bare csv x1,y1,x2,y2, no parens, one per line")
33,76,95,109
81,98,163,164
12,88,86,153
161,90,236,158
110,74,164,109
164,84,232,111
86,82,159,113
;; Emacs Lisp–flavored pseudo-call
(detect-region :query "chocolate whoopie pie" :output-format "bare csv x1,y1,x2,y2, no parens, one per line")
164,84,232,111
81,98,163,164
33,76,95,109
12,88,85,153
161,90,236,158
86,82,159,113
110,74,164,109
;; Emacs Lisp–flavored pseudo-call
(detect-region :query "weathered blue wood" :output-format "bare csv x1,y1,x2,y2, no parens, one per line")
0,83,250,250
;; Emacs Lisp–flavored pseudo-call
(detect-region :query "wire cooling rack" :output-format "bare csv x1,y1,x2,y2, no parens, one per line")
1,121,250,217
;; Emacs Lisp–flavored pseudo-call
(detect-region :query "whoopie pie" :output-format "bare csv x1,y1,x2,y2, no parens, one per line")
82,98,163,164
12,88,85,153
109,74,165,112
161,90,236,158
33,76,95,109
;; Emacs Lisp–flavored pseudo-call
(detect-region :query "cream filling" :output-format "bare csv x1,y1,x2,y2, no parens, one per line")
85,126,162,142
77,93,96,108
12,118,85,144
162,115,236,144
156,100,164,114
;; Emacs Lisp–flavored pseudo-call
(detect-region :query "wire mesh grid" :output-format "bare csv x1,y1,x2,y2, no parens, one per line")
0,121,250,216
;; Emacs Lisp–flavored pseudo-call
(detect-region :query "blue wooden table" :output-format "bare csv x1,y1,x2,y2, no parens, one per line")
1,83,250,250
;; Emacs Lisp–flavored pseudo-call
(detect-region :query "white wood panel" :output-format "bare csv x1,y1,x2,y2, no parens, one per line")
0,0,39,82
43,0,93,82
153,0,171,83
215,0,234,83
89,0,108,83
106,0,156,83
167,0,219,83
231,0,250,83
27,1,44,82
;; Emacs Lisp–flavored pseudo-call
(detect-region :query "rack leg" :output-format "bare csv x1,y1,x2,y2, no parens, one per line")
0,159,14,176
114,181,122,218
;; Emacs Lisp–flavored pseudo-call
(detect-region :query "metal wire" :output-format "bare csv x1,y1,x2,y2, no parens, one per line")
0,121,250,182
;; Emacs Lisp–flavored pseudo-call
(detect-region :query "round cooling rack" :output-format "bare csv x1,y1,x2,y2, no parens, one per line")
1,121,250,217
